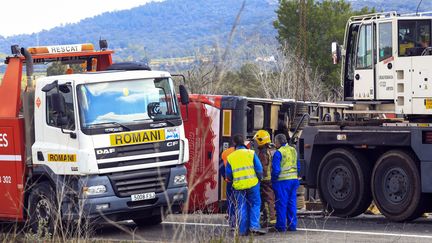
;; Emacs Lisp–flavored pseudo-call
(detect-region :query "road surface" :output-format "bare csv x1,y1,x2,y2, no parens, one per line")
90,213,432,242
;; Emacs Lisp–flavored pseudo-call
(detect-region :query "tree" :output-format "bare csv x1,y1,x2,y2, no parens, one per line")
274,0,373,89
47,62,67,76
47,62,85,76
246,42,330,101
222,63,264,97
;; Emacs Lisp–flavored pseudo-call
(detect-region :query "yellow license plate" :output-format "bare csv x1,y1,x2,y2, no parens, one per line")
110,129,165,146
426,99,432,109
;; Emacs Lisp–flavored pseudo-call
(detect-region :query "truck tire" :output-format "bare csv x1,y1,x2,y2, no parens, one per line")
133,215,163,226
372,150,425,222
318,148,372,217
28,181,58,235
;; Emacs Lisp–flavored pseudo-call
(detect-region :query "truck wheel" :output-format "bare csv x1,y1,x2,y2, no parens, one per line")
28,181,58,235
372,150,424,222
318,148,372,217
133,215,163,226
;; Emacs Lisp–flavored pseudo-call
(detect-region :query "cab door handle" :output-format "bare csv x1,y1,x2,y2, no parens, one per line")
355,74,360,80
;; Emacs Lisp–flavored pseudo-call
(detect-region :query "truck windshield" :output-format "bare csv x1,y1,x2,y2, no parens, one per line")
77,78,180,128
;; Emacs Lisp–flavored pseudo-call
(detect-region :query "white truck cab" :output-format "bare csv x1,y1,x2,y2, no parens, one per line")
33,70,189,175
30,68,189,225
333,12,432,116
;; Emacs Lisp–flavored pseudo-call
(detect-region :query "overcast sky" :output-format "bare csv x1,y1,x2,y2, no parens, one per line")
0,0,161,37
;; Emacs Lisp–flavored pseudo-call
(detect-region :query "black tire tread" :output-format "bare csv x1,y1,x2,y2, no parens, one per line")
372,150,425,222
28,181,57,235
318,148,372,218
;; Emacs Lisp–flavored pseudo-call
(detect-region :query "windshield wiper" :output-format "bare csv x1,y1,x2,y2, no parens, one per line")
89,122,131,131
151,116,181,126
133,116,179,126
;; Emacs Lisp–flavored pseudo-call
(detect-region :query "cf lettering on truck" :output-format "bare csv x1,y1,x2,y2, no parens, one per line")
0,41,190,234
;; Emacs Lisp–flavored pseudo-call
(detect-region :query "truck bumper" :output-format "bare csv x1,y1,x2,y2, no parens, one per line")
61,165,188,222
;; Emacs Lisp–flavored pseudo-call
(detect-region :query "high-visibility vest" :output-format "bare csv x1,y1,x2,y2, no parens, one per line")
227,149,258,190
278,145,298,181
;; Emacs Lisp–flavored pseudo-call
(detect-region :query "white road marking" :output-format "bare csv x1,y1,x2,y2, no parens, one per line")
163,221,432,239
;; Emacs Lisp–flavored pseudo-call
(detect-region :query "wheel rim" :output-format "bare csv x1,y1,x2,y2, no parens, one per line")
36,197,51,224
327,165,352,201
383,167,408,204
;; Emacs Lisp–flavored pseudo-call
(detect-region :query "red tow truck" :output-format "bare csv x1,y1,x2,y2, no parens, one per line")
0,41,190,233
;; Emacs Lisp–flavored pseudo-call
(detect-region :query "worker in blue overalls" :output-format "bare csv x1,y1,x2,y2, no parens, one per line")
271,133,299,232
226,134,266,236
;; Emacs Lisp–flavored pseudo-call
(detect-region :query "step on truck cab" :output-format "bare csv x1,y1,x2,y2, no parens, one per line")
0,41,189,233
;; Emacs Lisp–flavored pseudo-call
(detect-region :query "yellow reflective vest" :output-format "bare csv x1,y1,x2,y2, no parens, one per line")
278,145,298,181
227,149,259,190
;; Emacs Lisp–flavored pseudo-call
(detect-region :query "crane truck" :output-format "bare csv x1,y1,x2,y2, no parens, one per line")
299,11,432,222
0,41,189,233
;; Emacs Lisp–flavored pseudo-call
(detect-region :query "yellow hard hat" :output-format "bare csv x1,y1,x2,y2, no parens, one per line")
254,130,271,146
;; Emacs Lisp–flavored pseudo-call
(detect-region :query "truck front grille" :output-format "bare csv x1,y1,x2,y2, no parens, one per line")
107,167,171,197
95,140,180,160
98,155,179,170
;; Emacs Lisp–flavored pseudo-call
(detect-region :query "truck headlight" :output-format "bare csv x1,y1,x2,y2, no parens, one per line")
180,139,189,163
83,185,107,195
180,140,185,163
174,175,187,185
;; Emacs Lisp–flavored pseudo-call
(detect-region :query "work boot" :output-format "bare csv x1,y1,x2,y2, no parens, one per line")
269,219,276,226
249,228,267,235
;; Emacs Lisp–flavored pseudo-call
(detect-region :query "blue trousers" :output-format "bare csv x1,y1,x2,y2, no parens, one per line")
233,183,261,235
273,179,299,231
226,182,235,227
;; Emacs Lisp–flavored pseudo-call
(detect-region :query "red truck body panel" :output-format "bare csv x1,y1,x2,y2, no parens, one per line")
181,95,222,212
0,46,113,221
0,58,23,118
0,118,26,220
181,94,255,212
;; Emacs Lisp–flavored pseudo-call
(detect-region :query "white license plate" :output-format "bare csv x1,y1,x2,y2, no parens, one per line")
131,192,156,202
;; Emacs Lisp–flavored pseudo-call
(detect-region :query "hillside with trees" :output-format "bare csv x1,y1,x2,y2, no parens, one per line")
0,0,427,101
349,0,431,12
0,0,424,60
0,0,277,61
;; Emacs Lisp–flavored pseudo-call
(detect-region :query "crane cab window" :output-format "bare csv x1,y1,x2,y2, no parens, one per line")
379,22,393,62
398,20,431,56
356,24,373,69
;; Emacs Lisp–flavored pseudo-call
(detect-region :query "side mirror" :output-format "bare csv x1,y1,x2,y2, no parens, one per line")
50,93,66,115
147,102,162,118
59,84,70,93
42,80,59,93
179,85,189,105
50,93,70,127
332,42,341,65
57,116,69,127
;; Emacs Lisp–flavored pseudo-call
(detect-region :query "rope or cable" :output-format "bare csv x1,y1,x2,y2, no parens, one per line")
416,0,423,16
